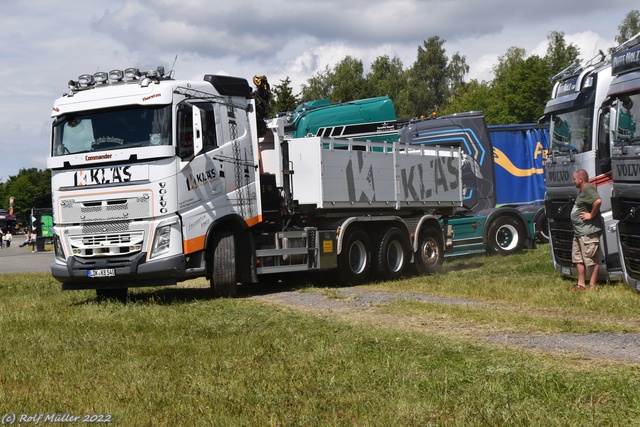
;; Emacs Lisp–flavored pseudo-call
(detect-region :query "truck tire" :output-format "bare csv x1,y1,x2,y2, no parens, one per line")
486,216,525,255
96,288,128,303
413,228,444,275
536,212,549,244
211,231,238,297
375,227,410,281
338,227,372,285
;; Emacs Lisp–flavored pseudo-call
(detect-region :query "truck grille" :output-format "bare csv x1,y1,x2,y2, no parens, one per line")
549,219,574,267
82,221,130,234
59,194,151,223
68,231,144,257
618,218,640,281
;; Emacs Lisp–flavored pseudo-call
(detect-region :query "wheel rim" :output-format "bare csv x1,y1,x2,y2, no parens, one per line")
348,240,367,275
386,240,405,273
496,224,519,250
420,237,439,268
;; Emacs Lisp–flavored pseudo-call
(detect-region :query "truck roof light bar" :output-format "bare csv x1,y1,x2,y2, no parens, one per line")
614,32,640,53
549,50,608,84
64,66,171,95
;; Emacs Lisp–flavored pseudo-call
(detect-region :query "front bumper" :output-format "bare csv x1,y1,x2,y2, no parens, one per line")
51,252,186,290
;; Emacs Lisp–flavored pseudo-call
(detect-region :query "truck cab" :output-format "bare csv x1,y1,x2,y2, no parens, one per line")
284,96,398,141
543,53,622,282
608,33,640,290
399,112,538,257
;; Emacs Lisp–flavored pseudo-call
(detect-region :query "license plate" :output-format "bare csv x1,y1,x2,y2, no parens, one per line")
561,266,571,275
88,269,115,278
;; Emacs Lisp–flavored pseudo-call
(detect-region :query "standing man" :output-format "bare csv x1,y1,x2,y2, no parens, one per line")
571,169,602,291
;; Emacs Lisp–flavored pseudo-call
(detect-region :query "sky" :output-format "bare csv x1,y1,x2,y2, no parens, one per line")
0,0,635,183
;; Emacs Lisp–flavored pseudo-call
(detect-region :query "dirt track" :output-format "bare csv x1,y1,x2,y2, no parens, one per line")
252,286,640,365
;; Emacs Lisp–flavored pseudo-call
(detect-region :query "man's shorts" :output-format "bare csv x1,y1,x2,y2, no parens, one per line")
572,232,601,266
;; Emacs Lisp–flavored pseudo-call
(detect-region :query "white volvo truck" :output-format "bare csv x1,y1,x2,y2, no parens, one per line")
47,67,462,300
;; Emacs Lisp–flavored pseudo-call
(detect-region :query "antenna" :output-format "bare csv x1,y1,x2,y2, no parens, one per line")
169,55,178,79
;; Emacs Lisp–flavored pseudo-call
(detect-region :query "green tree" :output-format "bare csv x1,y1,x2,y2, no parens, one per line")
545,31,580,77
396,36,467,118
365,55,406,101
442,79,493,117
300,66,333,102
447,52,470,100
397,36,449,118
2,168,51,225
271,77,299,115
487,49,551,124
616,10,640,44
329,56,367,102
492,46,527,80
300,56,369,103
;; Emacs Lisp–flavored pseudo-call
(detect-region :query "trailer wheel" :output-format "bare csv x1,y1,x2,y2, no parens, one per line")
211,230,238,297
536,212,549,244
338,227,372,285
375,227,410,281
414,228,444,275
486,216,525,255
96,288,128,304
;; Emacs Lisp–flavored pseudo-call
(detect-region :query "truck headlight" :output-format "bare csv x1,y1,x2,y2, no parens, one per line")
53,234,66,262
151,225,172,258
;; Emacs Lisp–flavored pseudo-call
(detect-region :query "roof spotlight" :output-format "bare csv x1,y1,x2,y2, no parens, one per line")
78,74,94,86
93,72,108,83
124,68,141,79
109,69,124,81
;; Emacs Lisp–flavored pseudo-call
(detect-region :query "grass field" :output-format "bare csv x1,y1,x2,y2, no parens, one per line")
1,245,640,426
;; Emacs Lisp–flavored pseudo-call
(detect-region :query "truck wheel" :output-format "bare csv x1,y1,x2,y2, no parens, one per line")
536,212,549,244
338,228,372,285
486,216,525,255
96,288,128,303
211,231,238,297
375,227,410,281
414,228,444,275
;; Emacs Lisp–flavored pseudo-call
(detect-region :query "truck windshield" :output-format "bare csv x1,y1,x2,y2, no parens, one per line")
550,108,592,154
52,105,171,156
615,93,640,144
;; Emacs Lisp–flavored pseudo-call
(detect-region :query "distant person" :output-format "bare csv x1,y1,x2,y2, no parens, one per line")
31,231,37,253
5,231,11,248
19,231,31,248
571,169,602,291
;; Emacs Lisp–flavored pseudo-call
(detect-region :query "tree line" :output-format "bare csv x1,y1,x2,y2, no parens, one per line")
271,10,640,125
0,168,51,228
1,10,639,222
